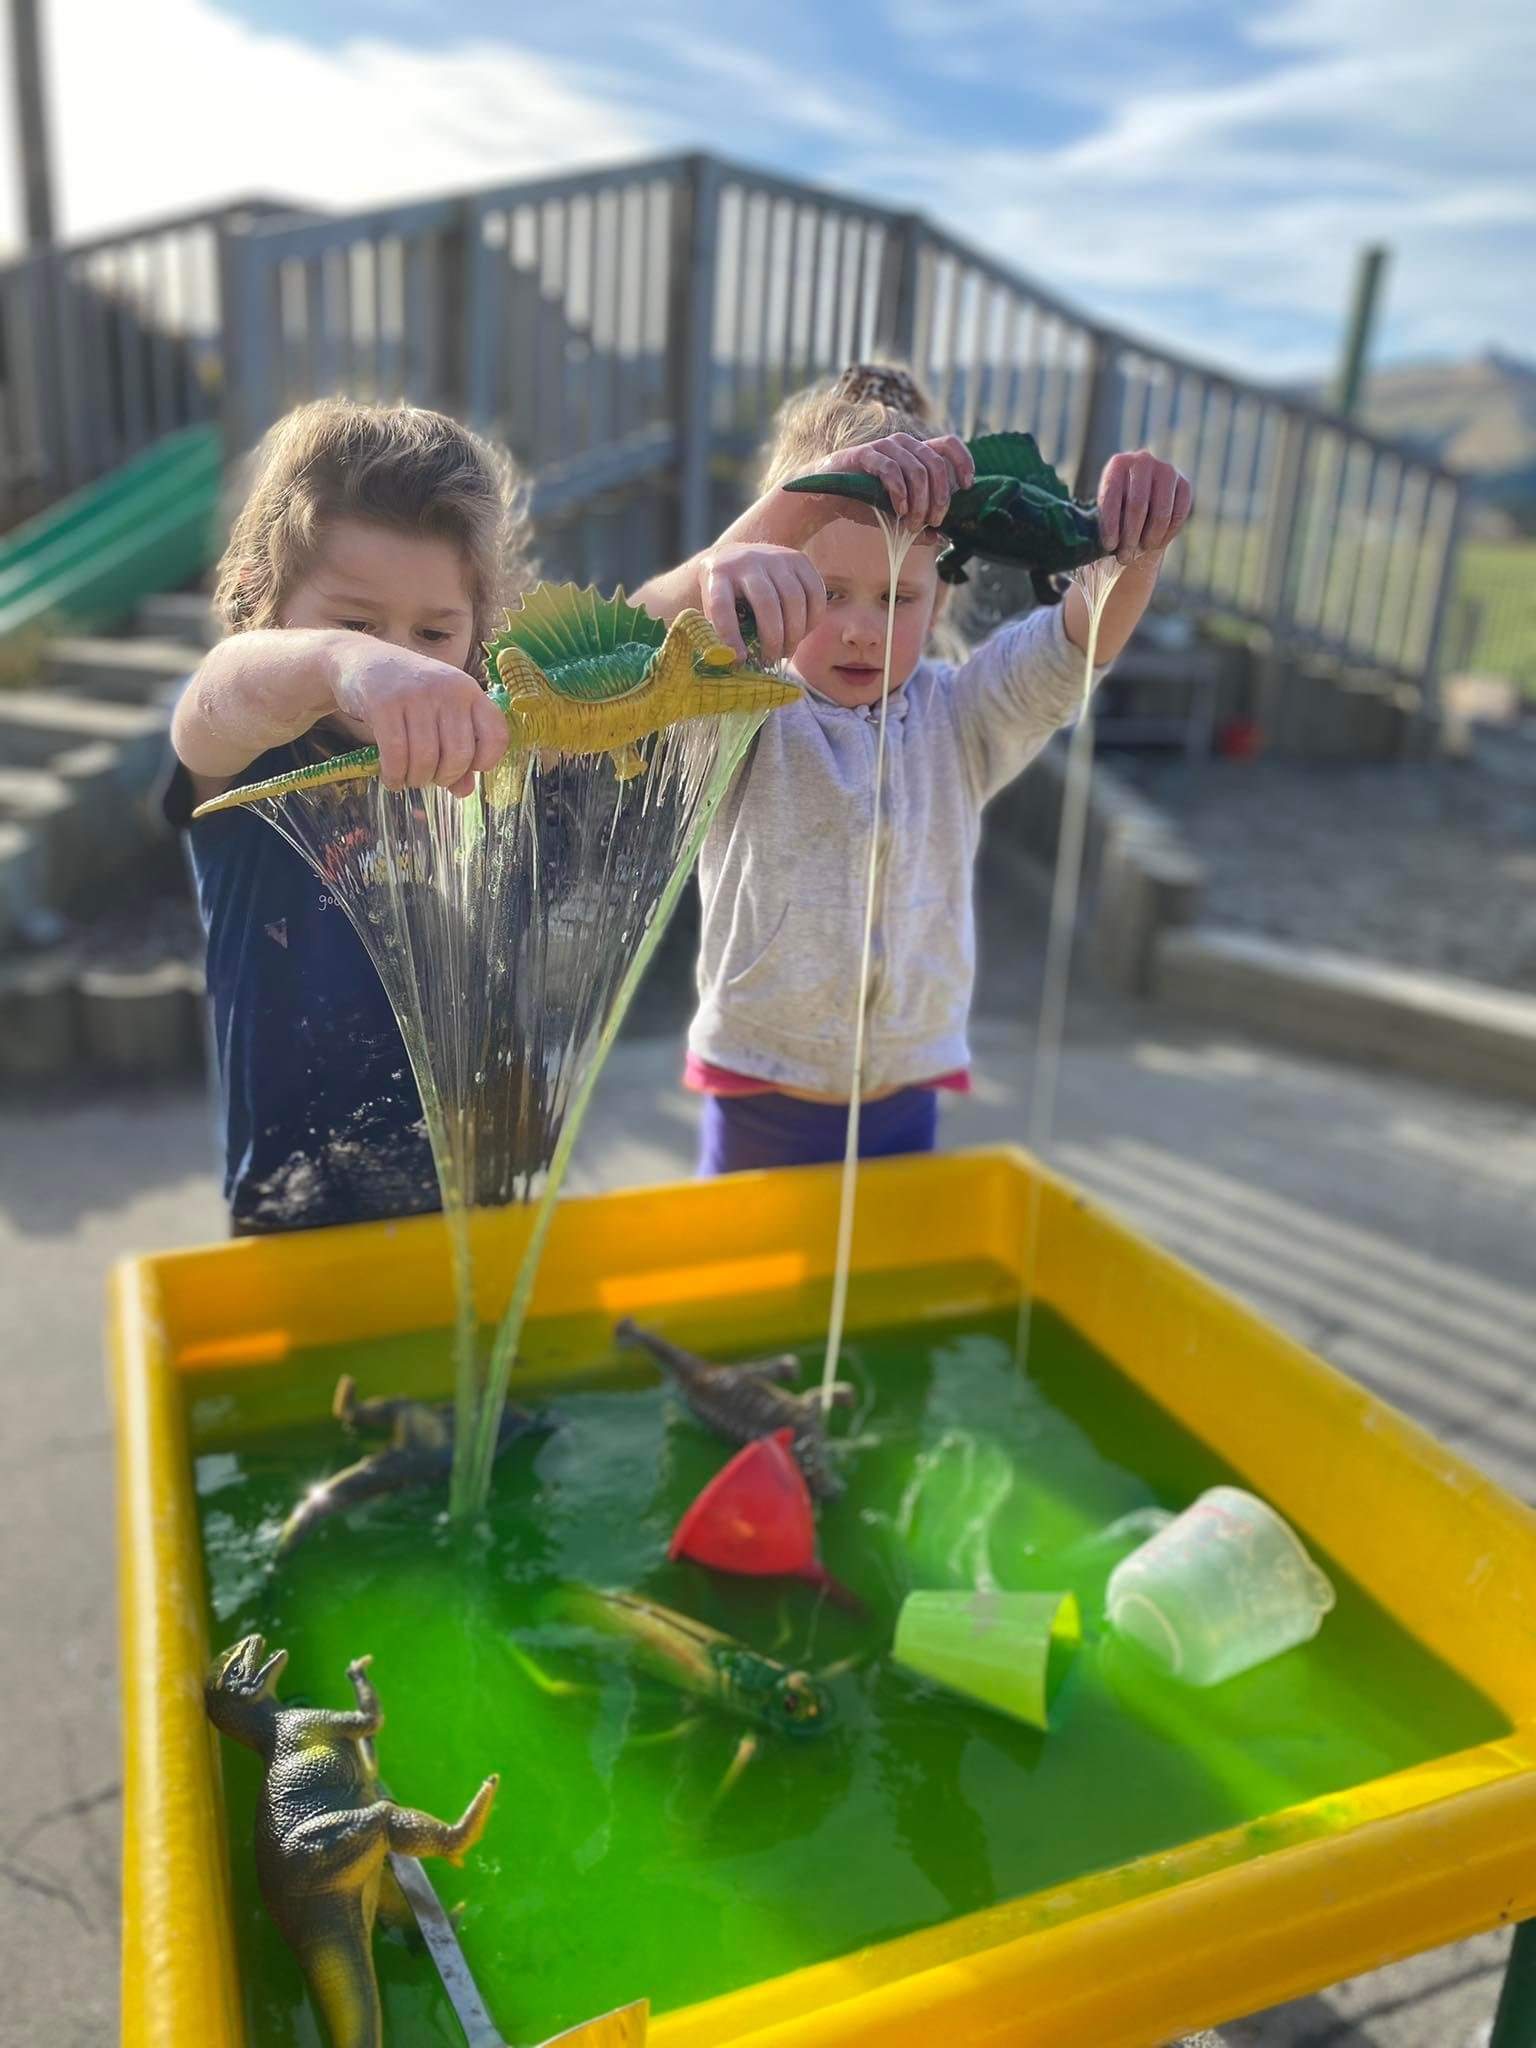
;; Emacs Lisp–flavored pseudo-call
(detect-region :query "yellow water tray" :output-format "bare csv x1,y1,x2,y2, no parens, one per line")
112,1147,1536,2047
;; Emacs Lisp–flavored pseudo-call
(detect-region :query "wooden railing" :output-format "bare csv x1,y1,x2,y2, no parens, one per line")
0,156,1464,703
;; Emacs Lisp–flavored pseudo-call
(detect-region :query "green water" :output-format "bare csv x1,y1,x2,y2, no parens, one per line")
190,1274,1505,2046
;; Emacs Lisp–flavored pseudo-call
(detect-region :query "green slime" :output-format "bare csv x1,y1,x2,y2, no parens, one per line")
190,1283,1504,2047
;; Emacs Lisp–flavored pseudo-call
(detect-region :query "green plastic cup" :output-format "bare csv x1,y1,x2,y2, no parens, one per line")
892,1589,1081,1729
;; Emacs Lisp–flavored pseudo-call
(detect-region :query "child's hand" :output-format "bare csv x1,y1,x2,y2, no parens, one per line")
698,542,827,666
1096,451,1194,566
327,637,507,797
812,433,976,531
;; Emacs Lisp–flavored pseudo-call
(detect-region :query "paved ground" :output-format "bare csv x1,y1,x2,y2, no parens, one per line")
1121,752,1536,994
4,983,1535,2045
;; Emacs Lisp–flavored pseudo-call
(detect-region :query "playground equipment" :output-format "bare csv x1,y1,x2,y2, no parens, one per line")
0,424,221,643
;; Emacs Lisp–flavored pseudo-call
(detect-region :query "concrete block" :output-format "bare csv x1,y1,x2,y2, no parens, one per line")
0,950,82,1080
45,635,199,705
77,960,202,1078
0,691,169,791
1095,827,1207,995
134,591,217,648
1152,926,1536,1105
0,822,47,950
0,765,78,897
50,741,151,870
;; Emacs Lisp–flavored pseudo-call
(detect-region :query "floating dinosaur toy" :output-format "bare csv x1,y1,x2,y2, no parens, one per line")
192,584,798,817
515,1585,835,1799
615,1319,852,1503
204,1636,497,2048
275,1376,551,1555
784,430,1106,590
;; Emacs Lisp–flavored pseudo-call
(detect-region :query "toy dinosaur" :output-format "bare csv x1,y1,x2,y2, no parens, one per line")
783,430,1106,590
515,1584,836,1800
484,583,797,795
204,1635,497,2048
275,1376,551,1555
192,584,798,817
614,1319,852,1503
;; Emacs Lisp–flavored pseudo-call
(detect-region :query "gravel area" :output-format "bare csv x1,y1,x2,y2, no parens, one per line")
1119,754,1536,993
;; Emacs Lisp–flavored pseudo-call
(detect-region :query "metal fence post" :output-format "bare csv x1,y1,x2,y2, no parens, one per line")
461,198,499,434
1416,480,1466,722
1073,328,1124,501
216,215,266,459
28,248,70,496
667,153,721,562
436,214,468,420
873,211,923,363
1254,411,1312,746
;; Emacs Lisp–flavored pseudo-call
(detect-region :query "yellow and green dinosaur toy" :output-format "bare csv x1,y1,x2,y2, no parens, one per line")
192,583,797,817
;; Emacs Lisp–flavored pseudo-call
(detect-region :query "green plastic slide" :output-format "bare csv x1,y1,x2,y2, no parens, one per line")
0,425,223,644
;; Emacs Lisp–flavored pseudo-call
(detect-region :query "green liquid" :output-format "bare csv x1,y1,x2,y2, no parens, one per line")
190,1280,1505,2046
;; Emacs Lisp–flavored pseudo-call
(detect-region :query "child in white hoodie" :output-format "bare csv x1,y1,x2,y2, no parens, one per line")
634,363,1192,1173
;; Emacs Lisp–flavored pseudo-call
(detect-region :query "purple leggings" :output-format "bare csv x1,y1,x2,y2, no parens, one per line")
697,1087,939,1177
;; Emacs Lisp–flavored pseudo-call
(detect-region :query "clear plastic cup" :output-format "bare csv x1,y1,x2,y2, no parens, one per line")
1105,1486,1335,1687
892,1588,1081,1728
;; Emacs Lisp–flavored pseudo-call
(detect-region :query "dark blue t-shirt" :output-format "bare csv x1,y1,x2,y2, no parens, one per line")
168,744,439,1233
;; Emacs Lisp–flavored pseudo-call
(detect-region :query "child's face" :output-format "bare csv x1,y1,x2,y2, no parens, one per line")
794,519,941,709
282,519,476,674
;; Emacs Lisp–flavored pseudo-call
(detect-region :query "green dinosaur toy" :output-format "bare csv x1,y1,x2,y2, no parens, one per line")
783,430,1106,589
191,583,798,817
484,583,796,793
204,1635,497,2048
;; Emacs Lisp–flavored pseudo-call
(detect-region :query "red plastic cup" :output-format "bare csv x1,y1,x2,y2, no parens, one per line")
670,1429,862,1612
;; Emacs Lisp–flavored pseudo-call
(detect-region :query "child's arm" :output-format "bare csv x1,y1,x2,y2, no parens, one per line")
633,433,976,662
948,451,1191,800
1061,450,1194,663
171,630,508,808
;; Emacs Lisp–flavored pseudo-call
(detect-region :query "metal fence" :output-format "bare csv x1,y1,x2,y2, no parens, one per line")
0,198,297,526
0,154,1464,702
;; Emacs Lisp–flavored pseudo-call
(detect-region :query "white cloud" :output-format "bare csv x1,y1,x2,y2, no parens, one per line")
0,0,1529,380
846,0,1536,374
0,0,663,248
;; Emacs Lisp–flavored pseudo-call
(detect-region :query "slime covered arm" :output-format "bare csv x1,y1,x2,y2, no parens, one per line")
1060,448,1194,664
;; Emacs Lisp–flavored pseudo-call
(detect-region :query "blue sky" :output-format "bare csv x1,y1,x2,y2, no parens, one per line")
6,0,1532,381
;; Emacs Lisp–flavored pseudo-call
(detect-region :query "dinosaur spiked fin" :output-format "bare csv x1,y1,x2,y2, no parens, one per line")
964,431,1072,501
486,582,665,698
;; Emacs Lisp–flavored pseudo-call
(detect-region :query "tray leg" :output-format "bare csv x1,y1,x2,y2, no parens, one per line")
1492,1920,1536,2048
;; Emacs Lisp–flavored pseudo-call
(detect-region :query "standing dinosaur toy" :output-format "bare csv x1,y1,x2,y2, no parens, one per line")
784,429,1107,596
204,1635,497,2048
191,583,798,817
615,1319,853,1502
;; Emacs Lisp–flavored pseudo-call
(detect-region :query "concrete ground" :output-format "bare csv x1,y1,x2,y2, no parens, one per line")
4,985,1535,2046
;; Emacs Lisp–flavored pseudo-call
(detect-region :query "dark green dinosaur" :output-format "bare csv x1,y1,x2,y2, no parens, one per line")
204,1635,497,2048
614,1320,852,1502
783,429,1106,592
275,1376,551,1555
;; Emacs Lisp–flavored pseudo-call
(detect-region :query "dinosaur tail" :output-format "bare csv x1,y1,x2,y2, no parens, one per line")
668,611,799,710
613,1319,687,1377
291,1904,383,2048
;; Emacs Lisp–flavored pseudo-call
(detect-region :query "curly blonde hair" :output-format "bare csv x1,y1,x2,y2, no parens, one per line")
757,360,948,496
214,399,533,675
